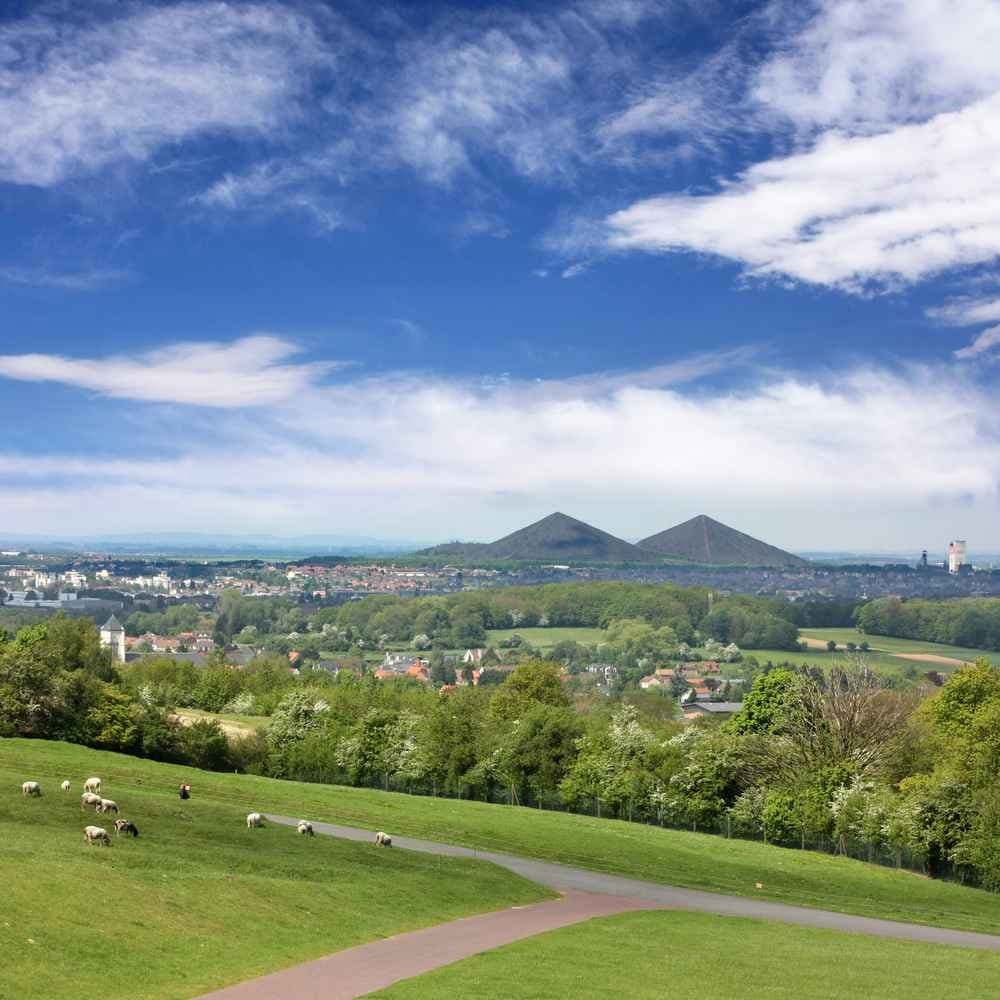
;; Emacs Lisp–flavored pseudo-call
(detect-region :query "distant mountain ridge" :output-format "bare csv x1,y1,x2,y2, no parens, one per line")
420,512,660,563
638,514,807,568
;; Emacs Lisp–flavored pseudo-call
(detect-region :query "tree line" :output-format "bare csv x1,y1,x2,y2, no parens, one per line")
856,597,1000,651
212,583,805,653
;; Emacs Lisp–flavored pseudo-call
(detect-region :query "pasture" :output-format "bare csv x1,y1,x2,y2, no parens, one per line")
0,740,549,1000
5,739,1000,938
369,910,1000,999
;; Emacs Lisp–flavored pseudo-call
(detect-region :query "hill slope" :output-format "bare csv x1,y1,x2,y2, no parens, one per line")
423,512,659,563
0,740,547,1000
639,514,807,567
7,740,999,938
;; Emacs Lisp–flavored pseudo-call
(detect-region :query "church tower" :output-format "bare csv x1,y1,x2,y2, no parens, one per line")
99,614,126,663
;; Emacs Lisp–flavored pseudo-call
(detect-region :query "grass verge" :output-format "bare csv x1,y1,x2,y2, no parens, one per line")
369,910,1000,999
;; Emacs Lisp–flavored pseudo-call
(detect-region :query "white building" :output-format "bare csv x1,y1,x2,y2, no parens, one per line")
99,614,126,663
948,540,968,574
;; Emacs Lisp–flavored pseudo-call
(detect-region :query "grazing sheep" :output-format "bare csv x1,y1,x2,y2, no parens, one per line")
246,812,263,829
374,831,392,847
81,792,102,810
84,777,102,794
114,819,139,838
97,798,119,815
296,820,314,836
21,781,41,797
61,780,71,792
84,826,111,846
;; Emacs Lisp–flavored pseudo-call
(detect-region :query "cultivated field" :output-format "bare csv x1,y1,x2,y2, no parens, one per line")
746,648,929,680
0,741,549,999
5,739,1000,938
370,910,1000,1000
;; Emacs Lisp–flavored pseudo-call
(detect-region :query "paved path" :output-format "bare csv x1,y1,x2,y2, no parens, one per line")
199,890,656,1000
198,812,1000,1000
262,814,1000,952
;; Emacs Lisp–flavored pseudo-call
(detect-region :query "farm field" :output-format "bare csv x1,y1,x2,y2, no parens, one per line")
746,648,924,679
370,910,1000,1000
799,628,999,665
6,739,1000,937
486,626,606,648
0,741,549,1000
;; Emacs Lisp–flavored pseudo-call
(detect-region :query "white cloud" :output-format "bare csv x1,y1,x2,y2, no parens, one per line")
0,3,328,186
606,93,1000,289
955,326,1000,360
0,345,997,547
0,266,130,290
753,0,1000,133
928,296,1000,327
0,336,337,407
388,24,576,184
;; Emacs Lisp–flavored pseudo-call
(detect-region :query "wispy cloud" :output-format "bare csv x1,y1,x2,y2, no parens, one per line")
926,294,1000,360
0,266,131,290
928,296,1000,327
752,0,1000,133
589,0,1000,298
606,93,1000,290
954,326,1000,361
0,341,996,546
0,336,339,407
0,3,329,187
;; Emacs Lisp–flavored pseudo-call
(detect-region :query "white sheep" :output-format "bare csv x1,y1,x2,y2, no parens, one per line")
21,781,41,797
296,820,314,836
81,792,102,810
97,798,119,814
83,777,102,794
84,826,111,846
246,812,263,829
374,831,392,847
61,780,71,792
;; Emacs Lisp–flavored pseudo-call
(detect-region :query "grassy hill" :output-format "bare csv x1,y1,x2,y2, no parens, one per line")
422,512,660,563
639,514,807,567
5,739,1000,939
0,740,548,1000
370,910,1000,1000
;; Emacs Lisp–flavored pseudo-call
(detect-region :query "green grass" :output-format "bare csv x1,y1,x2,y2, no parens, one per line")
799,628,999,664
0,739,549,1000
8,737,1000,963
369,910,1000,1000
486,627,606,648
748,647,923,679
9,738,1000,940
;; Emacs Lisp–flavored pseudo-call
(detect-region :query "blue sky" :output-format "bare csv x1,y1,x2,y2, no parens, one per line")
2,0,1000,551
